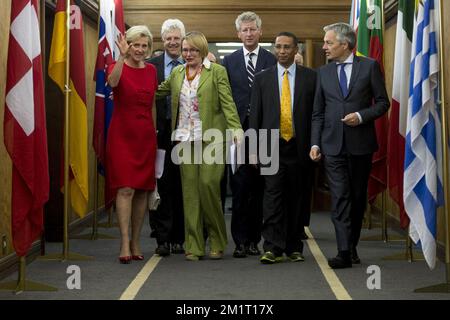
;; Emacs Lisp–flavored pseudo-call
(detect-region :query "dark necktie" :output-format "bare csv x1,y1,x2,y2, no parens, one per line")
166,59,180,119
247,52,256,87
338,62,350,97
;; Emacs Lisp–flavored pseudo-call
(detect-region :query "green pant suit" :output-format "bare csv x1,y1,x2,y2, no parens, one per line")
157,59,242,257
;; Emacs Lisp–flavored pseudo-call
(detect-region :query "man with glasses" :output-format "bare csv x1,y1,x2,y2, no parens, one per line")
249,32,316,264
146,19,185,257
223,11,277,259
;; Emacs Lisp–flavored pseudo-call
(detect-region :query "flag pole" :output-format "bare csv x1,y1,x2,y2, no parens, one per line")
0,0,57,293
39,0,46,257
62,0,71,261
383,226,425,261
380,0,387,243
39,0,91,262
361,0,402,242
0,256,58,293
414,0,450,293
72,158,117,240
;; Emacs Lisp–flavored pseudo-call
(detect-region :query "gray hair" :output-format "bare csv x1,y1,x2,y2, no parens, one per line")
323,22,356,50
235,11,262,31
161,19,186,40
126,25,153,53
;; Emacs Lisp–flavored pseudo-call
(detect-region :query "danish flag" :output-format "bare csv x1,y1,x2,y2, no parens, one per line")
4,0,49,257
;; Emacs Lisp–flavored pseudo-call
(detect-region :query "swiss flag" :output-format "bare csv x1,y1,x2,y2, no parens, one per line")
4,0,49,257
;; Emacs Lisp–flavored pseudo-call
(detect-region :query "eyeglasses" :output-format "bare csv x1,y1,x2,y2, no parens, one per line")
182,48,200,54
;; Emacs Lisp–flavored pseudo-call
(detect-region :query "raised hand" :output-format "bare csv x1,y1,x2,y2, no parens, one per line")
115,33,130,59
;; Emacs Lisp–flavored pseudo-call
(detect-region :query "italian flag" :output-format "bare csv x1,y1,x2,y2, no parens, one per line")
388,0,415,228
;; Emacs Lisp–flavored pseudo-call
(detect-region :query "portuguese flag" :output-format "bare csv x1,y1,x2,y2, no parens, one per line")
354,0,389,203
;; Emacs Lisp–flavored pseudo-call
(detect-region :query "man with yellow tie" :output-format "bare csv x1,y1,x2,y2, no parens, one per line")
249,32,317,264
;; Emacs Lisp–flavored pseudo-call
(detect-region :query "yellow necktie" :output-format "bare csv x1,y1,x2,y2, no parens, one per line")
280,70,293,141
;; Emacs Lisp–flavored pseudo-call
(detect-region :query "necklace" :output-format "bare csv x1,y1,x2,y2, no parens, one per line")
186,65,201,81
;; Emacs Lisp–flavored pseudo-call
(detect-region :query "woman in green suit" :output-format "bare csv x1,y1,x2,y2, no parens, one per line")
157,31,242,260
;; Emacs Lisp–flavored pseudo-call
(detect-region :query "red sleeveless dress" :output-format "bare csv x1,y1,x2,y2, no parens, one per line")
106,62,158,192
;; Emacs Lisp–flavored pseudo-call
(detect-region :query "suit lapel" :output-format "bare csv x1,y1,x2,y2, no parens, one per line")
255,49,265,73
238,49,248,84
172,67,184,107
158,54,165,83
271,67,281,121
293,66,303,117
197,65,211,90
329,63,344,99
347,56,360,97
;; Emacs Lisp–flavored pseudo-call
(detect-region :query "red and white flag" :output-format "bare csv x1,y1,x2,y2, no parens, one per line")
4,0,49,257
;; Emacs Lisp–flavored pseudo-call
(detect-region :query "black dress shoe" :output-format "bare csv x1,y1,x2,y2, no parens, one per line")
155,243,170,256
351,248,361,264
245,243,261,255
171,243,185,254
328,256,352,269
233,245,247,258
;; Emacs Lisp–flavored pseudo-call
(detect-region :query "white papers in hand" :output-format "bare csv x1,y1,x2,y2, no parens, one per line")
230,143,238,174
155,149,166,179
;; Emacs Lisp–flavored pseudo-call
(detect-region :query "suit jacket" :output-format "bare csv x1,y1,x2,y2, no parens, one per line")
249,64,317,165
311,56,390,156
146,54,169,139
156,60,242,140
223,47,277,124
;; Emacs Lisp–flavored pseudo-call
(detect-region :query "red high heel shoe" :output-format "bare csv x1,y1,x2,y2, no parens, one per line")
119,256,132,264
132,255,144,261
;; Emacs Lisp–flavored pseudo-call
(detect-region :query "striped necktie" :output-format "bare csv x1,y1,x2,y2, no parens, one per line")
247,52,256,87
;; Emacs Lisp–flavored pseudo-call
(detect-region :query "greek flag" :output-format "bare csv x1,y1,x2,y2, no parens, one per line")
403,0,442,269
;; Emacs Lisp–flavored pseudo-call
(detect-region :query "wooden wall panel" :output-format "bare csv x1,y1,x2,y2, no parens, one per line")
124,0,352,41
0,0,12,257
126,11,350,42
438,0,450,242
125,0,351,10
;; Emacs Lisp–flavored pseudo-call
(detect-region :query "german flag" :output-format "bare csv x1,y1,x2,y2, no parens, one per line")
48,0,88,217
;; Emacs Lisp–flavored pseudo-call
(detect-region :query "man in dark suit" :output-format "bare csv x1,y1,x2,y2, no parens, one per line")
223,12,277,258
310,23,390,268
250,32,316,264
146,19,185,256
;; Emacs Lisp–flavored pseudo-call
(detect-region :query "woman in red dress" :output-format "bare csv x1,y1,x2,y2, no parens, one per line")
107,25,157,264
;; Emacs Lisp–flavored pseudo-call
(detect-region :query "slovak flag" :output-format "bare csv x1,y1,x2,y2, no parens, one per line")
93,0,124,206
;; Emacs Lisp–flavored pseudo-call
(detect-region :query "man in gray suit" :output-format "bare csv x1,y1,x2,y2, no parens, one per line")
310,23,389,269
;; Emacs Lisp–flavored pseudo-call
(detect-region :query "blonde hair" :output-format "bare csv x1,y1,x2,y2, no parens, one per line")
126,25,153,55
183,31,209,59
